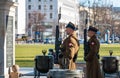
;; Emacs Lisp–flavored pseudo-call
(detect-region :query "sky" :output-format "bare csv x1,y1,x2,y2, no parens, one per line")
79,0,120,7
112,0,120,7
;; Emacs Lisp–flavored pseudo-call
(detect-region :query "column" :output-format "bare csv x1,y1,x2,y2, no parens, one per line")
0,1,17,78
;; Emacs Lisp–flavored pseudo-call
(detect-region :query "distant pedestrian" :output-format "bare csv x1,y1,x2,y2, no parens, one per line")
84,26,103,78
58,22,80,70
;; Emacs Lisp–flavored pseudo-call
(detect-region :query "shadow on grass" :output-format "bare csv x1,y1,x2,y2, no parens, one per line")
16,60,35,67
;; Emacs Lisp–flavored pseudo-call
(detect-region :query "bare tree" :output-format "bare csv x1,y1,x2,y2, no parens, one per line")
79,1,120,41
28,11,46,40
92,3,113,39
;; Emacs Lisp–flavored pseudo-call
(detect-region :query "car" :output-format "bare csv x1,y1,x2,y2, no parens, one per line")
79,39,84,44
100,38,105,43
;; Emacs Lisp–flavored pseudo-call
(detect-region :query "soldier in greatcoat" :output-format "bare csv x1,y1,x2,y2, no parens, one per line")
84,26,103,78
58,22,80,70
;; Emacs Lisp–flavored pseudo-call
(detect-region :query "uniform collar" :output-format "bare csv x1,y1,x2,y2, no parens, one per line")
89,35,96,41
91,35,96,38
69,32,76,37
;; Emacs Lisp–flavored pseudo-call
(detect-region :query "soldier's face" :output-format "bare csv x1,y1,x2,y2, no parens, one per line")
88,31,95,37
65,28,72,35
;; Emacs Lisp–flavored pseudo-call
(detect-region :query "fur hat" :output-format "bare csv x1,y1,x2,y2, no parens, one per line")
66,22,76,30
88,26,98,33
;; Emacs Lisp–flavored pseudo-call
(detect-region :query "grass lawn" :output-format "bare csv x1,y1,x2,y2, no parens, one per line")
15,44,120,67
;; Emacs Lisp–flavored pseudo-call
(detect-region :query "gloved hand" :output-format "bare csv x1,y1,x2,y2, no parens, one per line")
84,57,88,61
96,54,100,59
58,53,63,58
60,47,65,52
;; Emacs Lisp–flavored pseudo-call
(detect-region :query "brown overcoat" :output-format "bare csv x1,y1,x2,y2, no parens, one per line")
59,32,79,70
85,35,103,78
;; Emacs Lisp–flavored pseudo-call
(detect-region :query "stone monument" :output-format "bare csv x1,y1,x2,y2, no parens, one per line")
0,0,17,78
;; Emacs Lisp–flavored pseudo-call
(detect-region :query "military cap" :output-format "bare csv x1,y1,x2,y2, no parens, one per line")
88,26,98,33
66,22,76,30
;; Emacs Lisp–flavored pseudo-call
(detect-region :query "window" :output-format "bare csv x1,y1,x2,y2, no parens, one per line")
50,13,52,19
28,13,31,19
50,5,53,10
44,0,47,2
44,5,47,10
28,5,31,10
38,5,41,10
28,0,31,2
16,0,18,2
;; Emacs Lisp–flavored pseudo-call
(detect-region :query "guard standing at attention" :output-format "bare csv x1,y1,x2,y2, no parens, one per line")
58,22,80,70
84,26,103,78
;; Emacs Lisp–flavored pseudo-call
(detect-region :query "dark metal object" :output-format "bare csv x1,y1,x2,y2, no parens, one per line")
34,51,54,78
83,8,90,61
83,18,89,60
109,50,113,56
42,50,47,56
102,57,118,74
54,7,62,64
54,25,61,64
84,28,88,59
101,56,120,78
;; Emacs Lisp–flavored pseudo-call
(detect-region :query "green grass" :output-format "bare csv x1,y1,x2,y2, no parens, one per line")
15,44,54,67
15,44,120,67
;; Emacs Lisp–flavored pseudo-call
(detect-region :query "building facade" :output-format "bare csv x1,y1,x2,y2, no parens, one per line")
17,0,26,34
58,0,80,39
26,0,79,40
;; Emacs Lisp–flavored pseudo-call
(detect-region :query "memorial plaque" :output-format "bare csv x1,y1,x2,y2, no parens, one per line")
6,16,13,67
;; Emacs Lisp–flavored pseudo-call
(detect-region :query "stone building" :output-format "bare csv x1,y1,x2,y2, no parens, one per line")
26,0,79,40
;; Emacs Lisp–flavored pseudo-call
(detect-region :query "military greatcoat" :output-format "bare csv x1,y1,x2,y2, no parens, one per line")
59,32,79,70
85,35,103,78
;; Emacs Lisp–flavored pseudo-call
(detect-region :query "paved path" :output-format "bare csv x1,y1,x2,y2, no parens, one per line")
20,67,47,78
19,65,120,78
18,59,120,78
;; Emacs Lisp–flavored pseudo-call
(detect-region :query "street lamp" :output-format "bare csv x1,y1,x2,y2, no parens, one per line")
111,4,115,43
31,25,33,39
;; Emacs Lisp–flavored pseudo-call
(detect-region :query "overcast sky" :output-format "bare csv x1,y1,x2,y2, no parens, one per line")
112,0,120,7
79,0,120,7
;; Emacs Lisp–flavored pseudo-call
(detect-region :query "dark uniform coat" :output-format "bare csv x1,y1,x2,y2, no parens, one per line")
85,35,103,78
59,32,79,70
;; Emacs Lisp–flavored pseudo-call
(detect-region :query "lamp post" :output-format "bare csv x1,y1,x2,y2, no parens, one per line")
31,25,33,40
58,7,61,24
111,4,115,43
88,0,90,27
